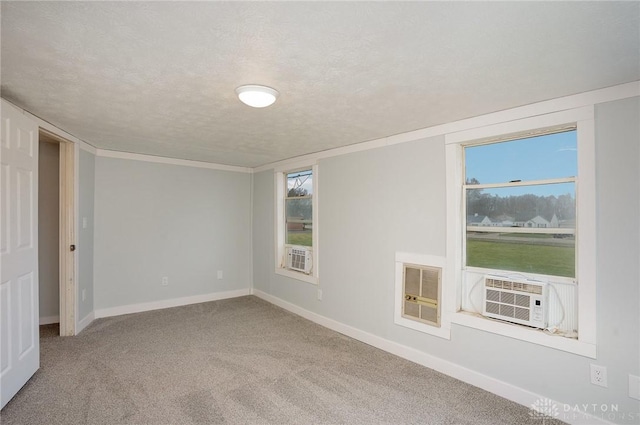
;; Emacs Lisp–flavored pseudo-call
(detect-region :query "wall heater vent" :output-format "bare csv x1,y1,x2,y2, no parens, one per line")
402,264,441,327
482,275,548,329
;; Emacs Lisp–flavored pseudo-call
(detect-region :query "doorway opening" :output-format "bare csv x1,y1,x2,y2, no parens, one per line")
38,130,76,337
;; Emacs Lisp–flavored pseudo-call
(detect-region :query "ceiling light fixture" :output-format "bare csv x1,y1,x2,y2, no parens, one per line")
235,85,279,108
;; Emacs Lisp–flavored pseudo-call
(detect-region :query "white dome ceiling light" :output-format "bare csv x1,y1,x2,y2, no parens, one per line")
235,85,279,108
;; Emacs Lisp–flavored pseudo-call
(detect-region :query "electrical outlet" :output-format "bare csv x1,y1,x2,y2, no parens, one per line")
317,289,322,300
590,364,608,388
82,289,86,302
161,276,168,286
82,217,88,229
629,375,640,400
217,270,223,280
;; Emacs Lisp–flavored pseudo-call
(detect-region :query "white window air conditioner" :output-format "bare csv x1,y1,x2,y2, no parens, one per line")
482,275,548,329
287,247,312,274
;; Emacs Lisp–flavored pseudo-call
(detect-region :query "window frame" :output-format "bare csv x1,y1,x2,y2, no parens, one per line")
445,106,596,358
284,170,313,248
274,162,319,285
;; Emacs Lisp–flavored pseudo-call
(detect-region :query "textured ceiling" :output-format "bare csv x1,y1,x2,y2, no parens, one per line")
2,2,639,167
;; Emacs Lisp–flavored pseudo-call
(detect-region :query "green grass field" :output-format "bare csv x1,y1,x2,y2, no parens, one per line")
287,232,312,247
467,239,575,277
286,231,573,277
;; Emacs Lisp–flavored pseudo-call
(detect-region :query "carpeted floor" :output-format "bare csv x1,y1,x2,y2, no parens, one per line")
39,323,60,339
1,296,564,424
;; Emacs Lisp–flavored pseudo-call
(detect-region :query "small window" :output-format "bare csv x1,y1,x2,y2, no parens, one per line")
275,164,318,284
285,170,313,247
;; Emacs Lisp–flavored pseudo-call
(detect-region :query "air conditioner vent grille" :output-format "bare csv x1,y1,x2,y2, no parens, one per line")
487,289,500,302
501,292,515,305
291,251,305,269
523,284,543,295
500,304,515,317
515,307,530,321
482,275,548,328
486,278,543,295
287,247,312,274
486,301,499,315
515,294,530,307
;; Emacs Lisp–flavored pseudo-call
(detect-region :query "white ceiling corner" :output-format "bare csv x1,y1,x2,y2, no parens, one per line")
1,1,638,168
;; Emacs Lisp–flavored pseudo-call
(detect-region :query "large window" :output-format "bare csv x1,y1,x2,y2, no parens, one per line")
275,164,318,284
445,107,596,358
464,130,577,278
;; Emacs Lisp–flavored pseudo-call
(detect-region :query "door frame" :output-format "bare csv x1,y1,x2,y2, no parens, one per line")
39,129,76,336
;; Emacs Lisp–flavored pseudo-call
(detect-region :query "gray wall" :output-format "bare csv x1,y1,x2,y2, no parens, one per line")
593,96,640,413
78,149,95,320
38,141,60,321
252,96,640,421
93,157,251,310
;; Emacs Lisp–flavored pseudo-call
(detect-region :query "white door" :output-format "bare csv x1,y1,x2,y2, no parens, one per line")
0,101,39,408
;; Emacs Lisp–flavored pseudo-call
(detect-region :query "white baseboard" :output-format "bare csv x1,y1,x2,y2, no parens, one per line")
39,315,59,325
252,289,614,425
77,312,95,334
94,288,251,319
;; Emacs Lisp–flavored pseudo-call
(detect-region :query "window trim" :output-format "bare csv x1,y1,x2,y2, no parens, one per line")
445,106,596,358
274,162,319,285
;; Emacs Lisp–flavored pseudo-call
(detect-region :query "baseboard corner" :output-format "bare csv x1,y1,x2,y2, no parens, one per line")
39,315,60,325
76,312,95,334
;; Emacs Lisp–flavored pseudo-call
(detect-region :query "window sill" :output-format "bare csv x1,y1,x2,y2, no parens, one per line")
451,311,596,358
275,267,318,285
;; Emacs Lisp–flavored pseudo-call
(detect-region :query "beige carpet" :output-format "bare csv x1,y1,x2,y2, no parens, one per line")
1,296,564,424
39,323,60,339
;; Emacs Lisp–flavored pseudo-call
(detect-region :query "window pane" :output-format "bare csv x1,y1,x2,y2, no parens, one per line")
465,130,577,185
465,178,576,277
286,198,312,247
466,233,575,278
466,183,575,229
286,198,312,221
287,170,313,196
